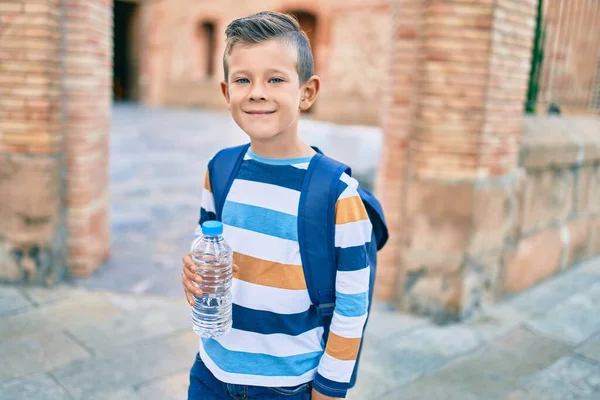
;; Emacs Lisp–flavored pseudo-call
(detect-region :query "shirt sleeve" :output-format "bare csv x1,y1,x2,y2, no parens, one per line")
313,174,372,398
191,167,217,249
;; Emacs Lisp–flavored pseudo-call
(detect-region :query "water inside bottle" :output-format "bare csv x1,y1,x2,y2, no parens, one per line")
191,249,233,338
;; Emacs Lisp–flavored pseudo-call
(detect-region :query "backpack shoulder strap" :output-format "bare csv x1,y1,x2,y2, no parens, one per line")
357,187,389,251
208,143,251,221
298,153,350,339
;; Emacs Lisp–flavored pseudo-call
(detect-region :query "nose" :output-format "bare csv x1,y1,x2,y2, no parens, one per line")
249,81,268,101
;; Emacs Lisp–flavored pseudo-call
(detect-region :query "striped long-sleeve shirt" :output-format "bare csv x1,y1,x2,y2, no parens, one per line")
192,148,371,398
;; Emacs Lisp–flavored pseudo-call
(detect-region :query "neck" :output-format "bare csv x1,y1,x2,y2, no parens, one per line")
249,126,315,159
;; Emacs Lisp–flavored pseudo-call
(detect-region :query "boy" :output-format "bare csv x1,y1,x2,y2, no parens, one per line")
181,11,372,400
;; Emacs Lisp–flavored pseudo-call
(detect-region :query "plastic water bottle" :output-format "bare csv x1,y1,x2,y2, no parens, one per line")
190,221,233,338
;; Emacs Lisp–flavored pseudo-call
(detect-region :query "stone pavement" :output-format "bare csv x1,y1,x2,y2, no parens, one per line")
1,256,599,400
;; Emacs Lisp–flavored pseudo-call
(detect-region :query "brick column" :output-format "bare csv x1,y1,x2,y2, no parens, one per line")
374,0,424,303
0,0,66,284
0,0,112,284
377,0,537,321
63,0,112,277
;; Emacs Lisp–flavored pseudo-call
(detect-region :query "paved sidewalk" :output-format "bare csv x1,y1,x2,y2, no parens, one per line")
1,257,599,400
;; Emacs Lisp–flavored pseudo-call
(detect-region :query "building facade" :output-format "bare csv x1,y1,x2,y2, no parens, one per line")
127,0,393,126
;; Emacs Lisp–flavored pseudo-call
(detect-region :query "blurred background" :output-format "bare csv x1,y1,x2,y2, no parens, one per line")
1,0,599,399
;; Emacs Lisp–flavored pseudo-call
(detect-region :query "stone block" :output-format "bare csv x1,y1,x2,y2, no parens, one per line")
0,291,121,340
575,333,600,363
0,331,90,382
136,371,189,400
519,168,574,234
565,219,593,266
522,356,600,400
588,163,600,214
84,388,142,400
364,308,428,344
463,252,504,316
430,348,527,399
401,176,520,320
386,322,483,361
591,215,600,256
0,154,67,285
0,154,62,245
21,284,86,306
520,117,583,168
490,327,570,372
502,228,563,294
51,331,194,399
574,165,598,213
506,266,596,315
67,307,189,355
527,282,600,345
469,179,516,257
466,304,529,341
0,286,32,316
576,257,600,276
403,180,475,274
346,367,394,400
402,271,463,323
0,373,71,400
379,376,480,400
505,389,551,400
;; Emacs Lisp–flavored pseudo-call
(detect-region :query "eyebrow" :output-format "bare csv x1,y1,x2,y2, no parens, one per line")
230,68,290,76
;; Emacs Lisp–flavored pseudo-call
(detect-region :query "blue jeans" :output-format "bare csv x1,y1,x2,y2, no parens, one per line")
188,354,312,400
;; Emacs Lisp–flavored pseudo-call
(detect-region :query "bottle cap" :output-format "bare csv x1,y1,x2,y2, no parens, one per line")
202,221,223,236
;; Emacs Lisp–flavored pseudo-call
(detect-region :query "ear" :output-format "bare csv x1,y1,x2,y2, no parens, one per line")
221,81,231,110
299,75,321,111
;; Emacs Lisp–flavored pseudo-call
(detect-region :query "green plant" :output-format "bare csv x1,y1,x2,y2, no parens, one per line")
525,0,545,114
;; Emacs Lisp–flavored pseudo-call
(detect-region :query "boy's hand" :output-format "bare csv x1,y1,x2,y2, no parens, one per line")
181,254,238,306
311,389,339,400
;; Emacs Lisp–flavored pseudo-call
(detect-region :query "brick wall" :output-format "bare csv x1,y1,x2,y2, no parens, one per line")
63,0,112,277
376,0,537,321
139,0,392,126
0,0,111,283
539,0,600,112
0,0,66,283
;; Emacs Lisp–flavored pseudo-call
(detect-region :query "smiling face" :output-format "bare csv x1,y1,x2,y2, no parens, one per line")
221,39,319,143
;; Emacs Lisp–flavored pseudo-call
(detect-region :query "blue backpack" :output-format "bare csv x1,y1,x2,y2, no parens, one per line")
207,143,389,387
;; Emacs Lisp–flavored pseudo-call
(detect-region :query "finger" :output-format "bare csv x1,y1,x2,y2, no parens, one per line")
185,278,202,297
232,263,239,273
183,255,195,270
183,264,200,283
181,270,202,296
186,291,195,306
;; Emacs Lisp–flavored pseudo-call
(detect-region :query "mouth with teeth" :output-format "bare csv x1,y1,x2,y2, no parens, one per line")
245,110,276,116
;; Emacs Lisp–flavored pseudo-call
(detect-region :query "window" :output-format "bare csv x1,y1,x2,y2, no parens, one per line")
198,21,216,78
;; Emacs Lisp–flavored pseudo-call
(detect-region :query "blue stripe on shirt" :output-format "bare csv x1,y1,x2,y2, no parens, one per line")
232,304,321,336
334,292,369,317
223,201,298,241
336,245,368,271
236,161,306,192
202,338,321,376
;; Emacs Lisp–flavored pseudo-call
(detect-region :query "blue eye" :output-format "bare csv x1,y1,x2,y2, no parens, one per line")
269,77,284,84
235,78,249,84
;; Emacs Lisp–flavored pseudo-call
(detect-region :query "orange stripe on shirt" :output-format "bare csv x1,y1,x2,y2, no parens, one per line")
324,332,362,361
204,170,212,192
335,196,368,225
233,252,307,290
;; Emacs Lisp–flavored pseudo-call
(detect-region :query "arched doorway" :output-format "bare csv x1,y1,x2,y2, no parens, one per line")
113,0,140,101
196,21,217,79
